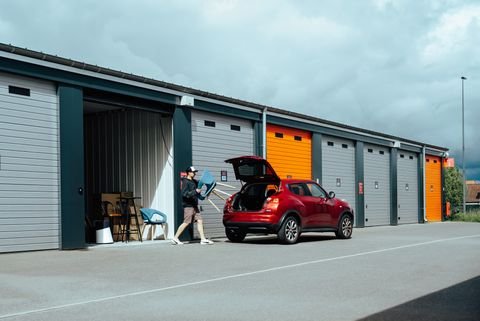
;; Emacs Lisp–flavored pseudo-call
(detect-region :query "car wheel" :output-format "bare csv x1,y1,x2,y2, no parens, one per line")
225,228,246,242
336,214,353,239
278,216,300,244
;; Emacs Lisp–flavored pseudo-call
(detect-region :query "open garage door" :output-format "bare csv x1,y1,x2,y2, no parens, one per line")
364,144,391,226
191,110,254,238
397,151,419,224
84,105,174,242
0,72,60,253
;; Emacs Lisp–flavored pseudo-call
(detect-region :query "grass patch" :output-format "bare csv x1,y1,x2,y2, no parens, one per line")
451,210,480,222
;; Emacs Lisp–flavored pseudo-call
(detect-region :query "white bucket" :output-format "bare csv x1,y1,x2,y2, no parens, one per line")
96,227,114,244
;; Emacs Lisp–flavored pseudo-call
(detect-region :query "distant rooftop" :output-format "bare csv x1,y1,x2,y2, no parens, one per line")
467,183,480,203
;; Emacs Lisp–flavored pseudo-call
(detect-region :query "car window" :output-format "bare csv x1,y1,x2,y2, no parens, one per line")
288,183,307,196
306,183,326,198
237,162,274,178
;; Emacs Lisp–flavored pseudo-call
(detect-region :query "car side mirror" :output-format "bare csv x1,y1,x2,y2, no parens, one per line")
328,191,335,199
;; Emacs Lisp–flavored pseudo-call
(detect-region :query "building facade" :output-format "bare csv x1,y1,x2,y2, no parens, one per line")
0,44,448,252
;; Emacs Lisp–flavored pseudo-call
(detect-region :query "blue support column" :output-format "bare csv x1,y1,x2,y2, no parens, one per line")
390,148,398,225
58,84,86,249
173,106,192,240
254,120,263,157
355,141,365,227
312,133,322,183
418,153,425,223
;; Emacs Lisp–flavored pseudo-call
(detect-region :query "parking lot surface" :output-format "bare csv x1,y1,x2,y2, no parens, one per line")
1,222,479,321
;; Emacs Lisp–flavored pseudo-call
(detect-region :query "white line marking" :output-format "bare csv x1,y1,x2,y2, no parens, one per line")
1,234,479,319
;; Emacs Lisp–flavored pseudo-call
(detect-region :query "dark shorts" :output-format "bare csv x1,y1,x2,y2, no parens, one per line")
183,207,202,224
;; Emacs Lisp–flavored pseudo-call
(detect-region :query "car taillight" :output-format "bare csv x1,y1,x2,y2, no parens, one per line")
264,197,279,211
224,196,234,212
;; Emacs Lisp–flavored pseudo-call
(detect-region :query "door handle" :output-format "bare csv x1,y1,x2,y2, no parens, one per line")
78,187,84,195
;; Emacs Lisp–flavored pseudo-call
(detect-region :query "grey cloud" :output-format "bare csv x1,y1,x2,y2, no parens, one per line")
1,0,479,179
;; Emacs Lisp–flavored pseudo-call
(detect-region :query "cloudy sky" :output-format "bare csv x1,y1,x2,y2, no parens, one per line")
1,0,479,179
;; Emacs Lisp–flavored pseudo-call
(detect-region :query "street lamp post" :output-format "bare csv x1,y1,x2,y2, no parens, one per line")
461,76,467,214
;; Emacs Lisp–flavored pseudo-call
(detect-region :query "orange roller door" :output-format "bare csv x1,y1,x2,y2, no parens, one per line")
425,155,442,222
266,124,312,179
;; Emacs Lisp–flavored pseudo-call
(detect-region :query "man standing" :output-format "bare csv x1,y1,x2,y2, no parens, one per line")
172,166,214,245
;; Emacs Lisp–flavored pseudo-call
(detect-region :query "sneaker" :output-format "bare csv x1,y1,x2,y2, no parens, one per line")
171,237,184,245
200,239,214,245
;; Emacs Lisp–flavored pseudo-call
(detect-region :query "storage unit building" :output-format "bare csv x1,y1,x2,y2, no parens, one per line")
0,71,60,252
396,151,419,224
425,155,442,222
0,43,451,252
364,144,391,226
191,110,255,238
266,124,312,179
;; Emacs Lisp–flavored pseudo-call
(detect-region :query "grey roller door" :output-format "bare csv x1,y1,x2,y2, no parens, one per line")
322,136,356,222
0,72,60,253
397,151,419,224
191,110,254,238
364,144,390,226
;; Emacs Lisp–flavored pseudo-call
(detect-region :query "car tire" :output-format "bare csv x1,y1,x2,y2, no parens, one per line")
225,228,246,242
278,216,300,244
336,214,353,239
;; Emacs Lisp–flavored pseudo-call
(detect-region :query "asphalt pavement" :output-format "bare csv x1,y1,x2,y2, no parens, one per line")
0,222,479,321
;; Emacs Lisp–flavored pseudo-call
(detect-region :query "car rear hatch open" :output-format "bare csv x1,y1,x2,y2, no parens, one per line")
225,156,280,185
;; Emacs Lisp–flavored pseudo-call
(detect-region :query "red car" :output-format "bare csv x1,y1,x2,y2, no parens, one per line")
223,156,354,244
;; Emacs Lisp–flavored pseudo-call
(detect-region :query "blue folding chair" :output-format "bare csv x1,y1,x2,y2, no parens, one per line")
197,169,217,200
139,208,168,240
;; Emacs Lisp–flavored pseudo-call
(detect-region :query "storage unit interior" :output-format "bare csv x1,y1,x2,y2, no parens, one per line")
83,89,174,242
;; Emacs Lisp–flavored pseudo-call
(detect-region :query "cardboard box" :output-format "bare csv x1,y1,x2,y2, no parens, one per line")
100,192,144,241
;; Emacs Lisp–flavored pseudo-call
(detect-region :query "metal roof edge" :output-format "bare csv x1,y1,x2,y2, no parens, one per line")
268,108,448,152
0,43,267,113
0,43,448,152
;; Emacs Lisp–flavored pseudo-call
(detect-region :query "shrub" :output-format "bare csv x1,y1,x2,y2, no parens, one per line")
451,210,480,223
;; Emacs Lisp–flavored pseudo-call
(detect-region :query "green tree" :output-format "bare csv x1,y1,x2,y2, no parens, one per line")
444,167,464,211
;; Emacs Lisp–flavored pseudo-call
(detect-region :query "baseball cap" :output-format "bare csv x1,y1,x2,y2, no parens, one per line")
186,166,198,173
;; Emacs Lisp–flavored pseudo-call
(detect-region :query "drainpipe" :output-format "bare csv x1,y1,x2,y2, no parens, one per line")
262,107,267,158
423,145,427,222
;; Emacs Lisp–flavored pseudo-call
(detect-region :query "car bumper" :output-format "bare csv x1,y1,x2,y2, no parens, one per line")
223,221,280,234
223,211,282,233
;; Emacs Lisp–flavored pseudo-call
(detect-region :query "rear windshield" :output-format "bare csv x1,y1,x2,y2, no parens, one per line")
237,162,275,178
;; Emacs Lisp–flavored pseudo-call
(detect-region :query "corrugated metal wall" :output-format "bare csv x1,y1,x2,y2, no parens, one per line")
266,124,312,179
321,136,356,219
364,144,391,226
191,110,255,238
397,151,419,224
425,155,442,222
84,109,174,236
0,71,60,253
